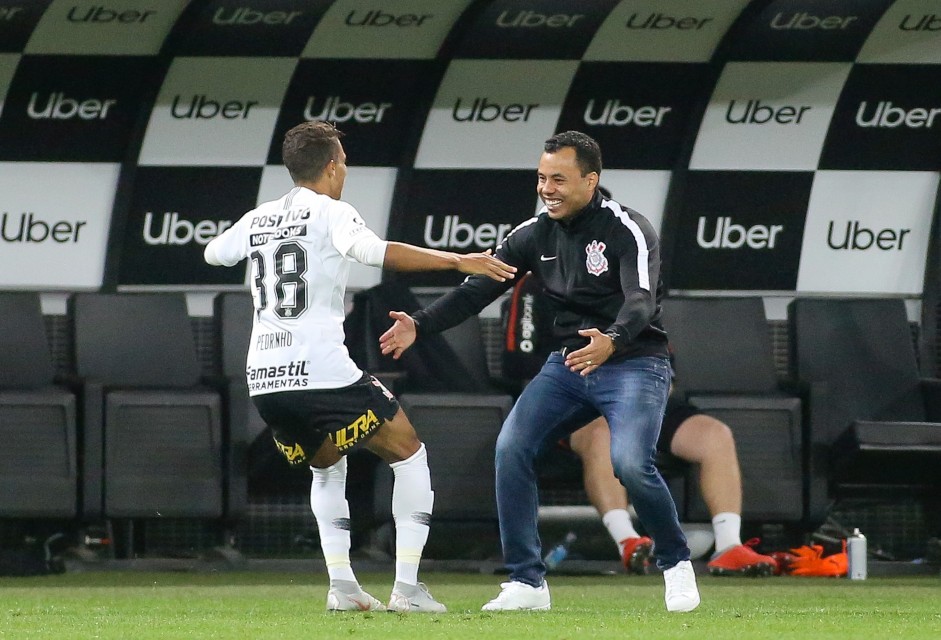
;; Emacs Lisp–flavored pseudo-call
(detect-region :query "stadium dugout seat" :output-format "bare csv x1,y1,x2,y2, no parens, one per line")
0,292,77,518
788,297,941,529
213,291,266,520
71,293,224,552
661,296,804,525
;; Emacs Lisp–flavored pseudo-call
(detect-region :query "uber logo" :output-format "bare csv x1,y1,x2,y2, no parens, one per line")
142,212,232,246
67,5,156,23
583,100,671,126
303,96,391,123
900,14,941,31
452,97,537,122
625,12,712,30
496,10,583,28
344,10,432,27
424,215,512,249
212,7,302,25
170,95,257,119
27,92,116,120
725,100,811,124
827,221,910,251
855,101,941,128
770,12,857,30
1,212,87,243
696,217,783,249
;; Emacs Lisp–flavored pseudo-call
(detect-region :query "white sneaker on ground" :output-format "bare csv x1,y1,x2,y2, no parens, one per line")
481,580,551,611
387,581,447,613
663,560,701,613
326,580,386,612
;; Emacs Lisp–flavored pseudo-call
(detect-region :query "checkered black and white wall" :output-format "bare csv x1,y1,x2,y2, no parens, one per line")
1,0,939,302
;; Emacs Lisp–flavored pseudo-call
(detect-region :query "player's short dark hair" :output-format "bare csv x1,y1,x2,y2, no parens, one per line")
282,121,344,184
544,131,602,176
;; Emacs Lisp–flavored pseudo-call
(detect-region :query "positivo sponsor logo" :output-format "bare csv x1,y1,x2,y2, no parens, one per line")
855,101,941,128
250,209,310,228
583,100,671,126
900,14,941,31
1,212,87,243
67,5,156,23
625,12,713,30
212,7,302,25
696,216,783,249
452,97,538,122
27,92,116,120
142,212,232,246
304,96,391,123
424,215,512,249
496,10,583,28
725,100,811,125
827,220,910,251
770,12,857,30
344,10,432,27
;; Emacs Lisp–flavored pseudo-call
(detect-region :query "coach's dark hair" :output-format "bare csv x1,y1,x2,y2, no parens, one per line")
282,121,345,184
544,131,602,176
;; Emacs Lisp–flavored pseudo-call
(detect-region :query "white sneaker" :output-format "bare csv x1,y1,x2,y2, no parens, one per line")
663,560,701,613
326,580,386,612
481,580,551,611
388,581,447,613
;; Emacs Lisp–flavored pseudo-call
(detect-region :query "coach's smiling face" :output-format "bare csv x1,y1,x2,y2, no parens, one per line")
537,146,598,222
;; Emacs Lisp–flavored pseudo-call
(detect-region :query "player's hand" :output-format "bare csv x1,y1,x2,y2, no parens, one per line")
566,328,616,376
456,249,517,282
379,311,417,360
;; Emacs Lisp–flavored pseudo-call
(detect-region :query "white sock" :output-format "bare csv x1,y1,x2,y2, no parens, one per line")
712,512,742,553
390,443,434,586
310,458,357,583
602,509,640,555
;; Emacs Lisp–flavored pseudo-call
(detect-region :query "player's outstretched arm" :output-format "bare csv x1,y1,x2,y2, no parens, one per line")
378,311,416,360
383,242,516,282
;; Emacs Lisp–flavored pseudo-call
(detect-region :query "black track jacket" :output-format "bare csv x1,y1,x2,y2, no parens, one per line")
412,190,669,362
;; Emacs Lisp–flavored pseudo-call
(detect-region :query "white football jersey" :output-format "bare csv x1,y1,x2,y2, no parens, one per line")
208,187,380,394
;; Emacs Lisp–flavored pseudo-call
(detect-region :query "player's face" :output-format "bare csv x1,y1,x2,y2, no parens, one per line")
537,146,597,221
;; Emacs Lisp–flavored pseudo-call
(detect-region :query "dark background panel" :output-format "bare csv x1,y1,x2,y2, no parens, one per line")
725,0,893,62
454,0,618,59
387,169,535,287
267,59,441,167
166,0,331,56
556,62,718,170
668,171,812,291
819,64,941,171
0,56,158,161
117,166,262,286
0,0,50,52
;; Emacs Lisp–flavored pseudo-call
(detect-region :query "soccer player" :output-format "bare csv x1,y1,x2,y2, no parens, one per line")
204,120,515,613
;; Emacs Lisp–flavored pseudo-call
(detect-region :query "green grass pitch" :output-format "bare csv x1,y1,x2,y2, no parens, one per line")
1,571,939,639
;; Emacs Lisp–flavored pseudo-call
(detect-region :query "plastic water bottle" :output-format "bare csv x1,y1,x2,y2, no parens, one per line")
847,528,867,580
544,532,577,570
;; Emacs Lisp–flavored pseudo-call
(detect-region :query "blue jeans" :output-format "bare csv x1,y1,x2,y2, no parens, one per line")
495,352,689,586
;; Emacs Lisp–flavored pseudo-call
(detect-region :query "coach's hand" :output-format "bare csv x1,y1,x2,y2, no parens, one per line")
566,328,617,376
379,311,417,360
